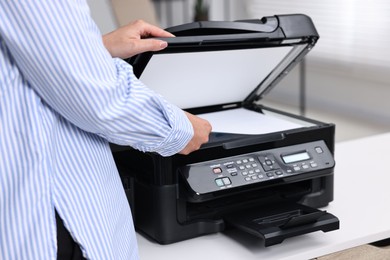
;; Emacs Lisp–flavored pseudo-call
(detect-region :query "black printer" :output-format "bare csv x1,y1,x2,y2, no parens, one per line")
111,14,339,247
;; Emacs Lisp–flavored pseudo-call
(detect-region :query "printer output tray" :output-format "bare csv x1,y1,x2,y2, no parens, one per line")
224,202,339,247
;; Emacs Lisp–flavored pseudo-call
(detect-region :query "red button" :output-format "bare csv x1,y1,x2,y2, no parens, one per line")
213,167,222,174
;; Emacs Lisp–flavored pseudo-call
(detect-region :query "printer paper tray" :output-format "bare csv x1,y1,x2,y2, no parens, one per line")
224,202,339,247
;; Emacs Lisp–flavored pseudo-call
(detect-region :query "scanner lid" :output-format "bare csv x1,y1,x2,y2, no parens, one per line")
127,14,319,110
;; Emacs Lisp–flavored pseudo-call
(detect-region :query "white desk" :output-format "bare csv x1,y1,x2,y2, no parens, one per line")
137,133,390,260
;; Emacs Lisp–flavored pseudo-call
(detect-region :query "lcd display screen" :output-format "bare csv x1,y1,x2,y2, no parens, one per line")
282,151,310,164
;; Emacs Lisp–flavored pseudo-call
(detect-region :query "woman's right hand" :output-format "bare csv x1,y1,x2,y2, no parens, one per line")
179,112,212,155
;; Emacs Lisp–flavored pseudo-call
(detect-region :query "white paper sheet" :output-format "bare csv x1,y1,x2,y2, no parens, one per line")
198,108,307,135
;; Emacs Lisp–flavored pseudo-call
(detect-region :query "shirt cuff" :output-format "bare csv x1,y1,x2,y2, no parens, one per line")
152,103,194,157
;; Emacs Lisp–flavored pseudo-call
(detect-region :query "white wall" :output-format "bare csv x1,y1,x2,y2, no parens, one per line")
264,60,390,126
87,0,117,34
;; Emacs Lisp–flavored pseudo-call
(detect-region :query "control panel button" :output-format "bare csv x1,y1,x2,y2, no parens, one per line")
315,146,323,154
222,177,231,185
213,167,222,174
258,155,280,171
215,179,224,187
215,177,232,187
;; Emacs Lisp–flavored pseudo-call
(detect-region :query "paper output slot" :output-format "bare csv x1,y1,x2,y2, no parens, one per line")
253,209,325,229
254,210,301,225
281,211,325,229
224,203,339,247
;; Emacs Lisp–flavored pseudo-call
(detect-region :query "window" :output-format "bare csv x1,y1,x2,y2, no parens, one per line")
246,1,390,81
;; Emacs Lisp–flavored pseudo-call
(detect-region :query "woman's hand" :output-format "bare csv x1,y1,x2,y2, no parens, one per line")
103,20,174,59
179,112,212,155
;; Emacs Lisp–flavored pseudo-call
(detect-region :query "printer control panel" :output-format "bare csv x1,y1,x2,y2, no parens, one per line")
181,140,334,195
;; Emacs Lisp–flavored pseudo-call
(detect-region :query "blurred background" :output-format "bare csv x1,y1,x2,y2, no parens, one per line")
87,0,390,142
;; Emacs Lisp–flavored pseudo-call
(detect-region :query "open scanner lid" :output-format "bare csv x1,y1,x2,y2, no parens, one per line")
127,14,319,110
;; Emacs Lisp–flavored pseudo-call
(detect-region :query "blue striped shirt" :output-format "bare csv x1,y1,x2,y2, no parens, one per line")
0,1,193,259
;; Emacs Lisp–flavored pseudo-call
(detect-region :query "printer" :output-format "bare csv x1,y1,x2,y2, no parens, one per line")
111,14,339,247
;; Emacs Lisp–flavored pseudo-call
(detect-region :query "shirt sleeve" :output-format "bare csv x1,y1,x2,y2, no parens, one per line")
0,1,193,156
